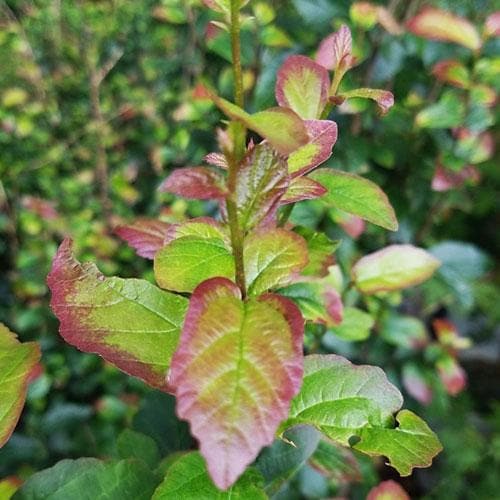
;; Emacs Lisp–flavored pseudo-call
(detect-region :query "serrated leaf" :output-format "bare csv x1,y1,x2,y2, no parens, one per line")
13,458,158,500
169,278,304,490
152,452,266,499
279,354,403,445
276,55,330,119
354,410,443,476
339,88,394,114
309,168,398,231
244,228,309,295
47,239,188,392
280,177,327,205
287,120,338,177
164,217,228,245
211,95,309,155
352,245,441,295
330,306,374,341
154,236,235,293
407,7,481,50
0,323,40,448
114,218,170,259
316,24,354,71
159,167,226,200
236,143,289,231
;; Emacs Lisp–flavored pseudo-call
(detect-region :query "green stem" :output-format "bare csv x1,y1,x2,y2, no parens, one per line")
227,0,247,298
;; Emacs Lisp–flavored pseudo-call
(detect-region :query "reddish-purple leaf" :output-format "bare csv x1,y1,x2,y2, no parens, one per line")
114,218,170,259
288,120,338,177
437,356,467,396
339,88,394,114
407,7,481,50
275,55,330,119
47,239,188,392
431,164,480,192
21,196,59,220
402,365,433,405
159,167,226,200
280,177,327,204
203,152,228,169
432,60,470,88
485,12,500,37
367,480,410,500
316,24,355,71
169,278,304,490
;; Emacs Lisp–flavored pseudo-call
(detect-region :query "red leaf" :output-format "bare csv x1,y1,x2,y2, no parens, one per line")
169,278,304,489
280,177,327,204
402,365,433,405
431,164,480,192
204,152,228,169
114,218,170,259
159,167,226,200
367,480,410,500
316,24,355,71
324,288,344,325
437,357,467,396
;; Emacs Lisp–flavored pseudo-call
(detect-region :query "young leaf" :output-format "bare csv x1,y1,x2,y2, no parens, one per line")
0,323,40,448
354,410,443,476
279,354,403,445
154,236,235,293
275,55,330,119
315,24,355,71
159,167,226,200
402,364,433,405
280,176,327,205
47,239,188,392
436,356,467,396
352,245,441,294
288,120,338,177
152,452,267,499
211,95,309,155
114,218,170,259
164,217,228,245
169,278,304,490
432,60,470,89
309,168,398,231
244,228,309,295
367,480,410,500
236,143,289,231
14,458,158,500
339,88,394,115
406,7,481,51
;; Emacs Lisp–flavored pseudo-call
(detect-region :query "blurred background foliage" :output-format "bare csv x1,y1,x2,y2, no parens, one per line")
0,0,498,498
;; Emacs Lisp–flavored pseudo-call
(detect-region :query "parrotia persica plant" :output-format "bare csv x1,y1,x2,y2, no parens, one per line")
16,0,500,497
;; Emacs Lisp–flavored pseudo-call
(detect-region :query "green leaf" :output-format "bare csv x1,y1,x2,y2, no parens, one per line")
0,323,40,448
47,239,188,392
211,95,309,155
280,355,403,445
352,245,441,295
154,236,235,293
244,228,309,295
0,477,20,499
152,452,266,499
116,429,160,469
169,278,304,489
236,143,288,231
309,169,398,231
339,88,394,114
415,91,466,129
330,307,374,341
354,410,443,476
13,458,159,500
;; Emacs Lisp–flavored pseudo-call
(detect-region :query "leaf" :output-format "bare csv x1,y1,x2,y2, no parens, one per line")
47,238,188,392
330,307,374,341
280,177,327,205
352,245,441,295
309,168,398,231
211,95,309,155
154,236,235,293
236,143,289,231
367,480,410,500
164,217,228,245
244,228,309,295
485,12,500,37
0,477,20,499
114,218,170,259
152,452,266,499
339,88,394,114
0,323,40,448
436,356,467,396
415,90,466,129
294,226,340,278
315,24,355,71
279,354,403,445
380,314,429,349
354,410,443,476
275,55,330,119
287,120,338,177
159,167,226,200
168,278,304,490
116,429,160,469
432,60,470,88
13,458,158,500
255,425,320,496
406,7,481,51
402,364,433,405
